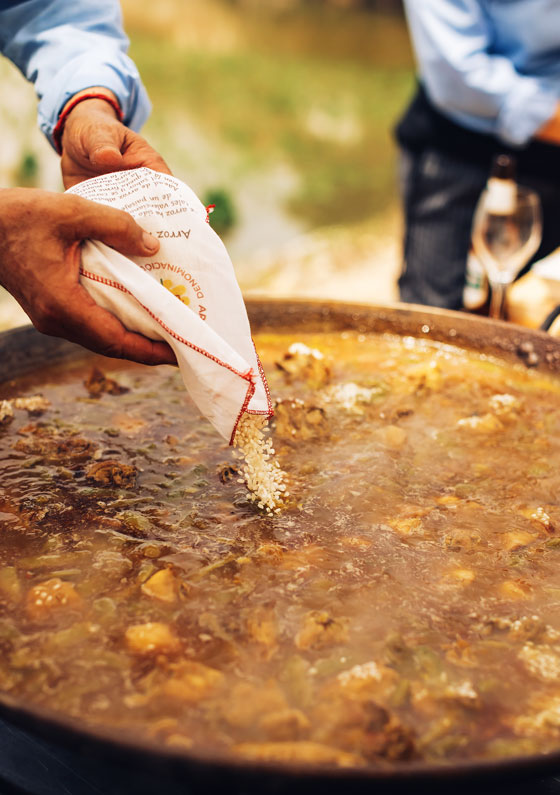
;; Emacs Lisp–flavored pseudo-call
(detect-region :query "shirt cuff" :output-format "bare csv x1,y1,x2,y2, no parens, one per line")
37,59,151,149
496,79,558,147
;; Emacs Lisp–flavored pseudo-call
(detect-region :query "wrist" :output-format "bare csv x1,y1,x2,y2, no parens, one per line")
54,89,123,155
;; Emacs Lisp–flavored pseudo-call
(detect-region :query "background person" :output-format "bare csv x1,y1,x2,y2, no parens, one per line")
396,0,560,310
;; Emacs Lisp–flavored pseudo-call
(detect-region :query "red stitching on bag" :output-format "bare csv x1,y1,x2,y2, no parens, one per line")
253,338,273,413
80,267,273,443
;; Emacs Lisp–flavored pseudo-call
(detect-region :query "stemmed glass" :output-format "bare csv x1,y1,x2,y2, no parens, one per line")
471,185,542,320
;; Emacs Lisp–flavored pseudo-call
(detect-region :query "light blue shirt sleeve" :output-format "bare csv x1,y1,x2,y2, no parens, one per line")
403,0,559,147
0,0,151,149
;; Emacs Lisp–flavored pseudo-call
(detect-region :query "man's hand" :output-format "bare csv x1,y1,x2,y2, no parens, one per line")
60,91,171,188
0,188,176,366
536,102,560,146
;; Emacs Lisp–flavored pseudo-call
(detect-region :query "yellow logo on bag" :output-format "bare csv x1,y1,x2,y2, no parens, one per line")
160,278,190,306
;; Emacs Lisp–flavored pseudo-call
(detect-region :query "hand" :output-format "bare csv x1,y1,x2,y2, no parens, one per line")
535,102,560,146
60,91,171,188
0,188,176,366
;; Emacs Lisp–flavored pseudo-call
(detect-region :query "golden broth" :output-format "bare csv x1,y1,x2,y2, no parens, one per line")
1,331,560,768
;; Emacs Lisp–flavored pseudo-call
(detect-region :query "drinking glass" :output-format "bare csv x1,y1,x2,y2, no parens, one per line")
471,186,542,320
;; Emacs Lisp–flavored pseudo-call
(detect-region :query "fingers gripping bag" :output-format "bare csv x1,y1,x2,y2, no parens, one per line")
68,168,285,512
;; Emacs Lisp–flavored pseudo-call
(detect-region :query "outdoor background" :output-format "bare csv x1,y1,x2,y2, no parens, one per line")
0,0,415,330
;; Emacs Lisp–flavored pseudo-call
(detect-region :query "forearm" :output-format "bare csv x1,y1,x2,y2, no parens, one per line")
0,0,150,148
404,0,558,147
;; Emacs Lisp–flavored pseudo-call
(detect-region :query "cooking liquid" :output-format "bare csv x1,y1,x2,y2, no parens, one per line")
1,331,560,768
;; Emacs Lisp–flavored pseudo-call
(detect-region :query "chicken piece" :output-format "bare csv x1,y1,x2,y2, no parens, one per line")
508,616,555,643
13,395,51,415
335,661,400,700
456,413,503,432
161,661,224,703
56,436,97,461
402,360,443,395
514,696,560,739
86,459,137,488
233,741,361,768
84,367,129,397
26,578,82,622
374,425,407,449
221,680,288,729
273,399,329,442
14,426,96,464
501,531,538,552
443,528,481,550
259,708,310,741
518,643,560,682
388,517,425,538
521,506,556,534
275,342,331,388
411,678,481,720
436,494,461,507
488,393,522,419
340,536,372,549
141,568,178,603
313,689,415,762
337,661,384,687
0,400,14,425
295,611,349,651
500,579,531,600
441,680,480,709
441,568,475,586
125,622,181,656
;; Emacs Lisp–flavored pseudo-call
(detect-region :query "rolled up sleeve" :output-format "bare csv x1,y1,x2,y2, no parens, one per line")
0,0,151,148
403,0,558,146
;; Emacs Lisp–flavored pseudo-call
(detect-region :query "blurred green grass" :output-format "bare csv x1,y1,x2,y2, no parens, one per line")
125,1,415,229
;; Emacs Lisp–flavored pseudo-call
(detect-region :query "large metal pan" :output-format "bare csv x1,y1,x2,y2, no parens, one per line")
2,298,560,795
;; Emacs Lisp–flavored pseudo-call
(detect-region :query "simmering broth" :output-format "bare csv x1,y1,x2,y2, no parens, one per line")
1,330,560,768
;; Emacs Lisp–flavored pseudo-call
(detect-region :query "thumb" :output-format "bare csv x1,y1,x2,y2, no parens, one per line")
90,145,124,171
86,124,125,170
72,199,160,257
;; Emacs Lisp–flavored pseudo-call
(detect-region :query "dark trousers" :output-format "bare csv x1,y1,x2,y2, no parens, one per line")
397,145,560,311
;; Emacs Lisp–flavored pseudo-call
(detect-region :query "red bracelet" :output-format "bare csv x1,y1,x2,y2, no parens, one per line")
52,92,124,155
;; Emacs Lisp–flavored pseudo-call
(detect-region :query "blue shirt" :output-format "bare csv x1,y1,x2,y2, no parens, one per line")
0,0,151,148
403,0,560,147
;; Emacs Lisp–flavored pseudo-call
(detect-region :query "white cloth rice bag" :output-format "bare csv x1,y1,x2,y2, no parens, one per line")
68,167,272,444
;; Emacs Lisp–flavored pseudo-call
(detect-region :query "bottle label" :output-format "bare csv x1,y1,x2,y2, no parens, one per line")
485,178,516,214
463,251,488,309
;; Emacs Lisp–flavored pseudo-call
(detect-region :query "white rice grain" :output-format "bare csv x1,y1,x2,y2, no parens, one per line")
233,414,287,513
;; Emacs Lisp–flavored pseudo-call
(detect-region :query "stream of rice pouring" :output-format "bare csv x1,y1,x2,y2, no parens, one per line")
234,414,288,513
